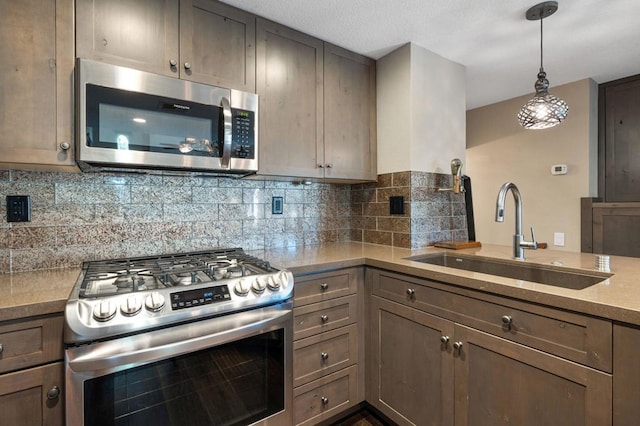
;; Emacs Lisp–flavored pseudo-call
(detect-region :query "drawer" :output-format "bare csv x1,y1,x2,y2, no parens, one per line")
294,268,361,307
370,269,612,372
294,324,358,387
294,295,358,340
294,365,359,426
0,315,64,374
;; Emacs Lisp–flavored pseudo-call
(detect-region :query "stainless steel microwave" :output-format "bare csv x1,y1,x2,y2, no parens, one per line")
76,59,258,175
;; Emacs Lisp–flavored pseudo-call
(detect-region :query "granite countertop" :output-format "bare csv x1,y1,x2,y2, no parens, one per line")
2,242,640,325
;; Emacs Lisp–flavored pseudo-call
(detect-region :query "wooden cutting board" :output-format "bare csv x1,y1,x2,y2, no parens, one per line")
434,240,482,250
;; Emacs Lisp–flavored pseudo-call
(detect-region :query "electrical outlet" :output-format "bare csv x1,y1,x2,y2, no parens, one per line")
6,195,31,222
389,196,405,215
272,196,283,215
553,232,565,247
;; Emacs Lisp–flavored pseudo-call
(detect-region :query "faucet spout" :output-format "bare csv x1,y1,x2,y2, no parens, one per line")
495,182,537,260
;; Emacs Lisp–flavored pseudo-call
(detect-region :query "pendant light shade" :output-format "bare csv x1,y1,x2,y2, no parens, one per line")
517,1,568,130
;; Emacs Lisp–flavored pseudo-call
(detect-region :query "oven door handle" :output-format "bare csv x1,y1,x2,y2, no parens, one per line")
66,304,292,374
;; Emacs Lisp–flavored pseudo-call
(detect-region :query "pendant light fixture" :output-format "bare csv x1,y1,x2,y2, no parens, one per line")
517,1,568,130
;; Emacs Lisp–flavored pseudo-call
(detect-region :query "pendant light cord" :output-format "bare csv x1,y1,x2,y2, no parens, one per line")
540,14,544,71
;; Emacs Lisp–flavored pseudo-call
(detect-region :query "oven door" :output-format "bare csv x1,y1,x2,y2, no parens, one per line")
65,303,292,426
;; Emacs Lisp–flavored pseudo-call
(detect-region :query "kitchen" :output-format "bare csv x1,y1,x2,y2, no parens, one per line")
1,0,640,425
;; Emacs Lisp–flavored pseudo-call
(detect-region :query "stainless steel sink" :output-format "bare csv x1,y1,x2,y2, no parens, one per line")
404,253,611,289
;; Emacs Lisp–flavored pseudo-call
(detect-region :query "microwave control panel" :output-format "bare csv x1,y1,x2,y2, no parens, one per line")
231,109,255,159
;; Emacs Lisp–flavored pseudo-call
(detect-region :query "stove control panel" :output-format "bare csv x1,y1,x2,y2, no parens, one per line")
170,285,231,310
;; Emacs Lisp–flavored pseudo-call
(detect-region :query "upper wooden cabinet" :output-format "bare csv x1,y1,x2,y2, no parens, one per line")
256,19,324,179
0,0,75,168
324,44,377,181
76,0,256,91
599,74,640,202
256,19,377,182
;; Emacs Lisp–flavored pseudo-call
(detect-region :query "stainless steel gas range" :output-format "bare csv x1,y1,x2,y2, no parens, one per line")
64,248,294,426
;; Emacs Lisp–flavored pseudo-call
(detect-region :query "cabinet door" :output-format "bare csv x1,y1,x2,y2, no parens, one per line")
0,362,64,426
368,296,454,426
179,0,255,91
324,44,377,181
454,325,612,426
256,18,324,178
0,0,74,167
76,0,180,77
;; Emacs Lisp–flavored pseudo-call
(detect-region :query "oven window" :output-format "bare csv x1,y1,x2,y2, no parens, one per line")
84,329,285,426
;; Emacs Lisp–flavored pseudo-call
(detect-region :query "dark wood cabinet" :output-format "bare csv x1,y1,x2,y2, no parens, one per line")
368,296,454,426
367,268,613,426
0,0,75,168
599,74,640,202
76,0,255,91
0,315,65,426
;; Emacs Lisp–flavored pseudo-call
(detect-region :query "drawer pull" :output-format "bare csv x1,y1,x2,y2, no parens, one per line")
501,315,513,326
406,288,415,296
0,343,3,354
453,341,463,351
440,335,450,344
47,386,60,400
321,315,329,323
320,282,329,291
321,352,329,361
321,396,329,405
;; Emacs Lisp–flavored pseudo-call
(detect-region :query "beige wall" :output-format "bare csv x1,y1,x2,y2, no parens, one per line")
466,78,598,253
377,43,466,174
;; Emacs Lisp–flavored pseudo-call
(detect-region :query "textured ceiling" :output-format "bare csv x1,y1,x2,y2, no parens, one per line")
220,0,640,110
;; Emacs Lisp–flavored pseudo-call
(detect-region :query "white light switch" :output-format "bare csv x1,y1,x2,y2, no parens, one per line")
553,232,565,247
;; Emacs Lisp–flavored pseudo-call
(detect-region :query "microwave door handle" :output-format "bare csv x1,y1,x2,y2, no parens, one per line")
220,96,233,168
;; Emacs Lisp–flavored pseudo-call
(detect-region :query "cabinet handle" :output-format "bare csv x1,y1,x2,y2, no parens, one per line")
169,59,177,67
321,314,329,323
0,343,3,354
501,315,513,326
321,352,329,360
453,341,463,351
406,288,415,296
47,386,60,400
59,142,70,151
184,61,192,70
326,163,333,168
321,396,329,405
320,282,329,291
318,164,325,168
440,335,450,344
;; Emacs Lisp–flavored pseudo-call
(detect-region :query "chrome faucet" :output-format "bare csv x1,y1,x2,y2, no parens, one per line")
495,182,538,260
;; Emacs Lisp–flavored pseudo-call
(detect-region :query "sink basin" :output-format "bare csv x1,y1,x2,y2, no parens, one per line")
404,253,611,289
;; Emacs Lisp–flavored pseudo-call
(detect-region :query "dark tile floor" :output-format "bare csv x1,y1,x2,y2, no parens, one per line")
329,407,393,426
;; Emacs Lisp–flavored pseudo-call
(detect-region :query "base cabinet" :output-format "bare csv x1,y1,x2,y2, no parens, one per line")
0,362,64,426
367,269,613,426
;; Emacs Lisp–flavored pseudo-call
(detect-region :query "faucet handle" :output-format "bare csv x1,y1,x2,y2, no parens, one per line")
529,226,539,249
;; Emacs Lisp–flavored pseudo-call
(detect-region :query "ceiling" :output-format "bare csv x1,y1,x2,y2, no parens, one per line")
220,0,640,110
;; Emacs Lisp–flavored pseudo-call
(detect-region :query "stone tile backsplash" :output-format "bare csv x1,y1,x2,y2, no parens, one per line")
1,169,466,273
0,170,351,272
351,171,468,249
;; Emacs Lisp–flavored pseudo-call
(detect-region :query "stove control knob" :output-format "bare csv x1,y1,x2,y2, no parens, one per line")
267,275,280,291
278,271,290,288
121,296,142,316
234,279,250,296
92,301,117,322
145,292,165,312
252,277,266,294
